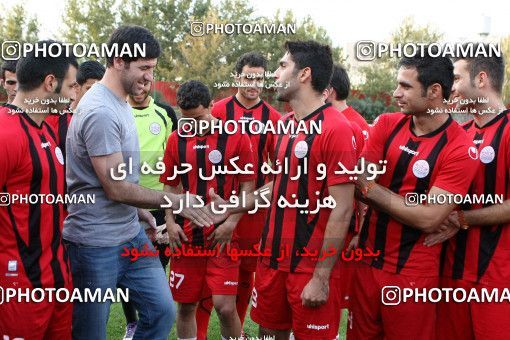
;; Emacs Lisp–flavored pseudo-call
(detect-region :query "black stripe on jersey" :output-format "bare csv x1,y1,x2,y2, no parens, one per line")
289,112,324,272
256,105,270,188
17,117,43,288
215,131,229,198
396,132,448,273
477,115,508,281
359,206,373,249
177,137,189,191
40,134,65,288
193,139,208,247
154,109,168,129
58,114,68,156
269,135,297,269
382,117,409,159
226,98,235,121
372,138,420,270
261,115,292,255
463,120,474,131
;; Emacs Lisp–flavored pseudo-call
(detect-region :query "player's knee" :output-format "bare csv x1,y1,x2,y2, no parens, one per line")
214,301,237,320
178,302,198,319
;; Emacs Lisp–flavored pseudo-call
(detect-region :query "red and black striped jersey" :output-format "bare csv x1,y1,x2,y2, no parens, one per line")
260,103,358,275
212,96,281,248
0,105,70,289
342,106,370,144
45,112,73,159
441,110,510,286
359,112,477,276
160,123,255,247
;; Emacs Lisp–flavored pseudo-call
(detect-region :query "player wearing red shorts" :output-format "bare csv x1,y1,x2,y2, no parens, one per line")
325,63,370,312
160,80,255,340
0,41,77,339
425,46,510,340
195,52,281,339
208,40,358,340
348,49,478,340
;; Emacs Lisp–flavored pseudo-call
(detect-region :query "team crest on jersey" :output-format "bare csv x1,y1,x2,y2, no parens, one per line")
479,145,495,164
294,140,308,159
412,159,430,178
468,146,479,160
149,122,161,135
55,146,65,165
208,149,222,164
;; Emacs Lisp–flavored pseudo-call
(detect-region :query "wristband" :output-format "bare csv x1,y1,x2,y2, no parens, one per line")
458,210,469,230
362,181,377,198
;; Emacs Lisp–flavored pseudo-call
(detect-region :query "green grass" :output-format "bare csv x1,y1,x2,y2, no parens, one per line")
106,303,348,339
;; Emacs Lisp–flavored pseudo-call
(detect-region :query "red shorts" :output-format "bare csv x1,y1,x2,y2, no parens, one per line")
339,232,356,309
437,276,510,340
0,279,72,339
169,246,240,303
250,262,342,340
348,262,437,340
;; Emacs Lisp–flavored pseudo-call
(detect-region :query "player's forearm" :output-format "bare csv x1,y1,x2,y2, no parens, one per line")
106,181,174,209
365,184,445,233
312,204,353,281
464,200,510,226
163,185,180,223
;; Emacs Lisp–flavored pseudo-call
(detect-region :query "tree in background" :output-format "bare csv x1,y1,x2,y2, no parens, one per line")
352,17,443,122
501,35,510,105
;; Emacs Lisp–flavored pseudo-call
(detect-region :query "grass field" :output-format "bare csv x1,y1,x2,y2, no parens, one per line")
106,302,348,339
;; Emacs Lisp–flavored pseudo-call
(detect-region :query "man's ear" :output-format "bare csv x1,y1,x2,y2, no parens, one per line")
43,74,57,92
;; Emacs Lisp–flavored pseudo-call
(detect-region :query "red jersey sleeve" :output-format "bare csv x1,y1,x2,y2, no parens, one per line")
0,130,20,188
362,113,391,164
322,119,358,187
432,135,477,196
159,132,180,187
211,101,226,120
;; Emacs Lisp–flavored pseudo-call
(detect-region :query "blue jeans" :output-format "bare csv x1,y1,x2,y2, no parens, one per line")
65,228,175,340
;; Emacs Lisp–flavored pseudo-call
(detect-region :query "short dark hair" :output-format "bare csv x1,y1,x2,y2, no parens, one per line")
77,60,105,85
1,60,18,79
106,25,161,67
330,64,350,100
398,46,454,99
452,43,505,94
284,40,333,93
235,51,267,74
16,40,79,92
177,80,211,110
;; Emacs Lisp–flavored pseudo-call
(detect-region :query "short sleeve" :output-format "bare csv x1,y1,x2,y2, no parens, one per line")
160,132,180,187
81,108,122,157
362,113,390,164
322,121,358,187
433,139,478,196
0,132,19,187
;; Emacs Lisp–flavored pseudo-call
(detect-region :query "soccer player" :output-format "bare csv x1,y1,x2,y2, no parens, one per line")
46,60,105,160
0,41,77,339
325,63,370,313
62,26,212,340
207,40,359,339
121,80,178,339
195,51,281,339
426,47,510,339
1,60,18,104
71,60,105,111
160,80,255,340
348,49,478,340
